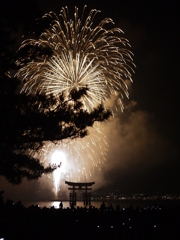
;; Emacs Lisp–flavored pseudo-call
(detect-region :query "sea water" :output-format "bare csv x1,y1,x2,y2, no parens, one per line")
21,199,180,209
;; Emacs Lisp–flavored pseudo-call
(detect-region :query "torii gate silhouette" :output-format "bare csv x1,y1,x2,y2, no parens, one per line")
65,180,95,206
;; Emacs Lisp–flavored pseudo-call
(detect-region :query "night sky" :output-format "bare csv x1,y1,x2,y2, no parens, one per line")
0,0,179,201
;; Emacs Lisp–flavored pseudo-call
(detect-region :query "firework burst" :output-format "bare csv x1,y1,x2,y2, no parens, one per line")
16,5,135,111
16,6,135,194
28,122,108,194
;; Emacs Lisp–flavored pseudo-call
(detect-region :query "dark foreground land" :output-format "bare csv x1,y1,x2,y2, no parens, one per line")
1,200,180,240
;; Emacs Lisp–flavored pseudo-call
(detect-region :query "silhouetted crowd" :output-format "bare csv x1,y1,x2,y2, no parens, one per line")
0,194,180,240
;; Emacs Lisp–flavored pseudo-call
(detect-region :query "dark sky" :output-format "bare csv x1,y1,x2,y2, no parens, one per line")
0,0,180,200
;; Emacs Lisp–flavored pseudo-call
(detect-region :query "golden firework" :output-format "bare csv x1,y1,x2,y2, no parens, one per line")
16,5,135,111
